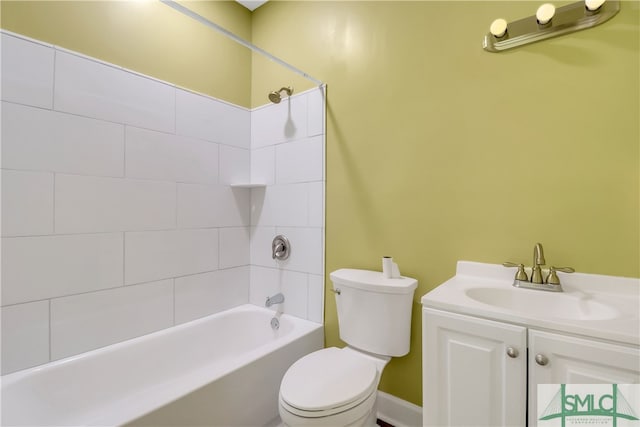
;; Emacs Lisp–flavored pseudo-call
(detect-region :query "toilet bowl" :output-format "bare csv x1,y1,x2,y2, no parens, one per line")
278,347,389,427
278,269,418,427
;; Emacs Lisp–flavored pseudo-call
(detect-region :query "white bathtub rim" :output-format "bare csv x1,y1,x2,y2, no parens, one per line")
2,304,323,427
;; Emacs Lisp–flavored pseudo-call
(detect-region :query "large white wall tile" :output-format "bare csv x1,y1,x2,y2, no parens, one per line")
250,146,275,185
1,170,54,236
125,127,218,184
176,89,249,148
54,51,175,133
307,87,326,137
219,227,250,268
50,280,173,360
124,229,218,285
177,184,250,228
218,266,250,306
174,267,249,324
275,227,323,275
251,184,308,227
249,266,308,318
1,33,54,108
307,274,324,324
251,95,307,149
1,102,124,176
1,233,123,305
250,226,277,268
1,301,50,374
55,175,176,234
275,136,324,184
219,145,249,185
308,182,324,228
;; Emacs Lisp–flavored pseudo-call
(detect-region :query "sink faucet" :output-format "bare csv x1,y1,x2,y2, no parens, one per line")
531,243,546,284
503,242,574,292
265,293,285,307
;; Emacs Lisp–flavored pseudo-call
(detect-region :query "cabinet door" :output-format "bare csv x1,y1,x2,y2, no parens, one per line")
423,308,527,427
528,329,640,426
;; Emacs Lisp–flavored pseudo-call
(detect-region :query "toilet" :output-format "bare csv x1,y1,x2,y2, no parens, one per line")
278,268,418,427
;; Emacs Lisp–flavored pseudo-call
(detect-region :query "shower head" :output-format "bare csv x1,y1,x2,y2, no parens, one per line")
268,86,293,104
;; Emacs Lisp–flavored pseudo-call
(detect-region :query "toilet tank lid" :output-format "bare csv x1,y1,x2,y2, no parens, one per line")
330,269,418,294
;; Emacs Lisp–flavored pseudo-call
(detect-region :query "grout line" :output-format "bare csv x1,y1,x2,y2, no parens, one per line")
1,277,185,311
2,224,320,239
1,225,261,239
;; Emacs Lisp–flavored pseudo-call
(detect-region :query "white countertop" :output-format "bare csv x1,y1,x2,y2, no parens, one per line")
421,261,640,346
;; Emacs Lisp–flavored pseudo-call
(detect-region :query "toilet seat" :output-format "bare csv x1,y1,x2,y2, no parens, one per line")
279,347,379,418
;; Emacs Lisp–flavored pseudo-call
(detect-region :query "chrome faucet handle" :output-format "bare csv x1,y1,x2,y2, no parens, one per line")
272,235,290,260
503,262,529,281
545,266,575,285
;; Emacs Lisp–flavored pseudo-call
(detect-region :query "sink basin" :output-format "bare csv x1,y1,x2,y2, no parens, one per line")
422,261,639,345
465,287,621,320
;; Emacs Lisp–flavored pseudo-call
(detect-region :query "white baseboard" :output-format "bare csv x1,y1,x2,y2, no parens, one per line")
377,391,422,427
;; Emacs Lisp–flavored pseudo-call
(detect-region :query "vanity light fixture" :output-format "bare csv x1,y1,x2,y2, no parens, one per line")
585,0,606,13
483,0,619,52
490,18,508,38
536,3,556,26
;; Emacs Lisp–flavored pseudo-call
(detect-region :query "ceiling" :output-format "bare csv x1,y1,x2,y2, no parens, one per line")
235,0,268,11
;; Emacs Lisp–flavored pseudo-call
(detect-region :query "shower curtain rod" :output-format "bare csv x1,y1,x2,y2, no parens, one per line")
160,0,324,87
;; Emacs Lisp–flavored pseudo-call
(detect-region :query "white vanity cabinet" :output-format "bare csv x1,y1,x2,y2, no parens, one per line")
422,308,527,427
421,261,639,426
423,307,640,427
527,329,640,426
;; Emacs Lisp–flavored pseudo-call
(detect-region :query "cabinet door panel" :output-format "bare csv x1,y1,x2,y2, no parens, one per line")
528,329,640,426
423,308,527,427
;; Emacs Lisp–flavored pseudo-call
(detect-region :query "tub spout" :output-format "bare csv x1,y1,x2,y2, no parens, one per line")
265,293,285,307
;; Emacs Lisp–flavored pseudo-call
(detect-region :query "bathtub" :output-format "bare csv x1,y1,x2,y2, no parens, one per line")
1,304,323,426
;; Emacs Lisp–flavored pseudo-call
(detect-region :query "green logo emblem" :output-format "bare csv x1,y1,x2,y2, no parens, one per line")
539,384,639,426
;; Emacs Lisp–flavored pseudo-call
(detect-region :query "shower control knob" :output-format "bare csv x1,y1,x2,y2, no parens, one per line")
535,354,549,366
272,235,290,261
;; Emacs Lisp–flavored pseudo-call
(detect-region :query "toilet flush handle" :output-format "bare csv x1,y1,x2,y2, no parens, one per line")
331,288,341,295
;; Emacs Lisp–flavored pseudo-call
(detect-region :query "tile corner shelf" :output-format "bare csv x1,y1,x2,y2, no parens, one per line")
229,183,266,189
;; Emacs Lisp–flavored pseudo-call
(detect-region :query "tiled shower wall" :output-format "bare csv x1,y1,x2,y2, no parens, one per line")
249,87,325,325
0,31,325,375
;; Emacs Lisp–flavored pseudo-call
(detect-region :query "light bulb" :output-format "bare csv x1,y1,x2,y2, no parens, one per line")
536,3,556,25
585,0,606,11
490,19,508,38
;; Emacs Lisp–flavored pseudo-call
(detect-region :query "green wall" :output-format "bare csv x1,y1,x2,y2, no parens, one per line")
251,1,639,405
2,0,638,409
0,0,252,107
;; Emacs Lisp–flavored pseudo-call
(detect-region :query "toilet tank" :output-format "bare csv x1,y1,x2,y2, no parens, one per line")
330,269,418,357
